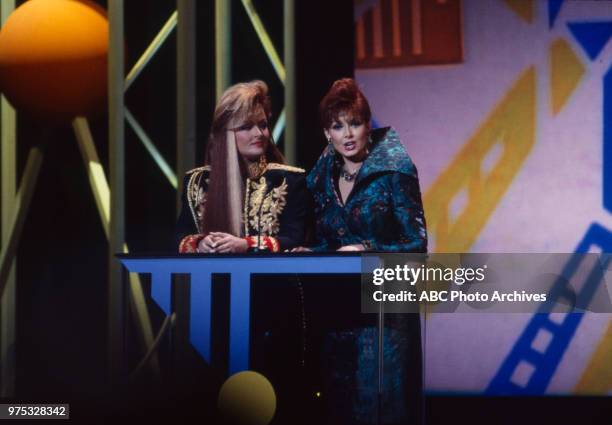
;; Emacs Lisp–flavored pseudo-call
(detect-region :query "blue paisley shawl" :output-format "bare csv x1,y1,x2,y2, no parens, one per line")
307,126,427,252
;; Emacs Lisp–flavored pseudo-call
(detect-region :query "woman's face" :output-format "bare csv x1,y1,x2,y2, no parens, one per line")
324,113,369,162
233,108,270,162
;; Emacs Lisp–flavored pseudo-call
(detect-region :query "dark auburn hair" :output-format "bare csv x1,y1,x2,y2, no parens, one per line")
319,78,372,129
202,80,285,235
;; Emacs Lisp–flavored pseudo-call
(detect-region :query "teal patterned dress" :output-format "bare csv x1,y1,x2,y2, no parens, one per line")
306,127,426,425
307,127,427,252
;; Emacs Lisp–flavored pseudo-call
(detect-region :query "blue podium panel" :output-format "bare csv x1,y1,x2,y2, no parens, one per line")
119,254,366,374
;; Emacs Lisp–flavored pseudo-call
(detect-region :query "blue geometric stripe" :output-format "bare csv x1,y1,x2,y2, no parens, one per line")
568,22,612,61
548,0,564,29
604,65,612,212
486,223,612,395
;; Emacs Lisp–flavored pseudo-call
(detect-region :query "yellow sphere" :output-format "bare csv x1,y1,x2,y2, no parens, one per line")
218,371,277,425
0,0,108,122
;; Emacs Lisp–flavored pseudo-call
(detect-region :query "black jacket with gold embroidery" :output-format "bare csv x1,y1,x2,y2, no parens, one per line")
176,163,308,252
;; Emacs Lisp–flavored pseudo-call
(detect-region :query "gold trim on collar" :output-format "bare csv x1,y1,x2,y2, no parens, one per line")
248,156,268,179
186,165,210,174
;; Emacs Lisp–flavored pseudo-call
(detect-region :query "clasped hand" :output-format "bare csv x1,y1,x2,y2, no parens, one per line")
197,232,248,253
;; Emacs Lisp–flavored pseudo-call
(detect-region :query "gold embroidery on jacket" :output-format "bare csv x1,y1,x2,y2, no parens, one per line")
187,168,209,232
246,177,288,236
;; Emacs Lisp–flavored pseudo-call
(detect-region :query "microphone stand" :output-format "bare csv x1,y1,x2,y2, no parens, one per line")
253,181,269,252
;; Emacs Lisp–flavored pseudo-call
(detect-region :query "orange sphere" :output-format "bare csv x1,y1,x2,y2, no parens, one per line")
0,0,108,122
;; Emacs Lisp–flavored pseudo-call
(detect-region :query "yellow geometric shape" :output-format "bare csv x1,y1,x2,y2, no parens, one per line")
574,321,612,395
219,371,277,425
424,67,537,252
503,0,534,23
550,38,585,115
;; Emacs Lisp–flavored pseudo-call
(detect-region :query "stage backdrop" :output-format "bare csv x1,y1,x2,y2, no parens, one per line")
355,0,612,395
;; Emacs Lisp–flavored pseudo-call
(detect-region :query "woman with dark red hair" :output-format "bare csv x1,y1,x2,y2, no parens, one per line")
298,78,427,424
300,78,427,253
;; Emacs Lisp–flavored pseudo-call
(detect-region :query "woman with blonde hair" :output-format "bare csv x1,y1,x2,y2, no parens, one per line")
176,80,307,253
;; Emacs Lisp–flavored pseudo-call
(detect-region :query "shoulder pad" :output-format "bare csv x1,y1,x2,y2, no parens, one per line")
266,163,305,173
186,165,210,175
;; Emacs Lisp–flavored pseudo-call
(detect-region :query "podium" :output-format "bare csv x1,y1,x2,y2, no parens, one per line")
118,253,369,374
117,253,423,424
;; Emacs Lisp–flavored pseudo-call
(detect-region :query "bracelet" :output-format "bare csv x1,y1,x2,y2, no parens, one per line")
179,234,205,253
244,236,280,252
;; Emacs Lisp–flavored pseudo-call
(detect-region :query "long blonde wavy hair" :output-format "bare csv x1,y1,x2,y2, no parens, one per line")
202,80,285,236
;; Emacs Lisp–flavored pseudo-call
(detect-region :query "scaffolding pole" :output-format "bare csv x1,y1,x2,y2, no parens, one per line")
108,0,126,385
284,0,296,164
0,0,16,399
215,0,231,99
177,0,197,210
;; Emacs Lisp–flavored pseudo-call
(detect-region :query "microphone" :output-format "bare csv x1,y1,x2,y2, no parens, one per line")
253,180,269,252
